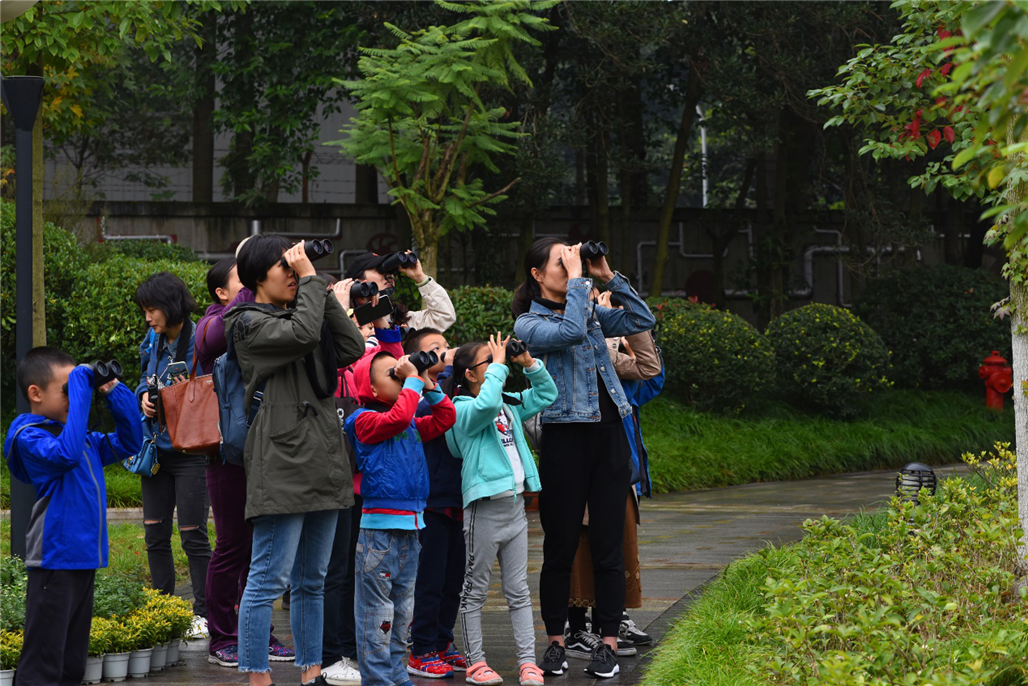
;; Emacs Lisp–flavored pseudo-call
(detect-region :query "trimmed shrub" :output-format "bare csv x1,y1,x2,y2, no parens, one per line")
653,301,775,412
62,254,211,374
0,203,89,386
447,286,516,346
853,265,1010,390
766,303,891,417
93,239,201,263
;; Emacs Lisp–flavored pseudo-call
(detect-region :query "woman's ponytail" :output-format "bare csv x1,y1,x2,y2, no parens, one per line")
512,237,568,319
442,341,487,398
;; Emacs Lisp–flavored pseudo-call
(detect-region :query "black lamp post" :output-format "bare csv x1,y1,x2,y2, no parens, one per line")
1,74,45,560
896,462,937,505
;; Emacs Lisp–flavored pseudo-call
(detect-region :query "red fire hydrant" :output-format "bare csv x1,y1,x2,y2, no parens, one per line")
978,351,1012,411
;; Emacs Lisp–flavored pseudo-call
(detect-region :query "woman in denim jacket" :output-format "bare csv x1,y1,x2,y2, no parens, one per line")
511,238,656,678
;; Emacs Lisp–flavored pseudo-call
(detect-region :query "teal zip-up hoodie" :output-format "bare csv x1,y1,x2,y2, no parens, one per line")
444,360,558,508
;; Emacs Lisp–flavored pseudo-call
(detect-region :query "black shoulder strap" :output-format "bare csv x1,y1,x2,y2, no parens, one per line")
175,318,193,365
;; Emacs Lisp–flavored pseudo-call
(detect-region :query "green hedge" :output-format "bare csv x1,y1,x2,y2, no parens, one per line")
651,299,775,412
447,286,517,346
1,206,211,388
853,265,1010,391
766,303,891,417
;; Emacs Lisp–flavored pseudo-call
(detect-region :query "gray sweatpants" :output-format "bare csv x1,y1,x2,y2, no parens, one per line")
459,496,535,667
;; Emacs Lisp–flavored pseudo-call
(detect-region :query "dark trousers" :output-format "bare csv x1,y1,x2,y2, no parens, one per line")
336,492,363,662
207,461,269,653
538,421,631,638
321,508,353,666
142,452,212,616
16,568,95,686
410,510,466,655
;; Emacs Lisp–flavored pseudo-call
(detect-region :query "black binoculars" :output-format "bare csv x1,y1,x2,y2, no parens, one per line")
350,280,379,301
64,360,124,394
279,239,335,270
380,251,418,274
580,241,609,262
410,350,439,374
506,339,528,358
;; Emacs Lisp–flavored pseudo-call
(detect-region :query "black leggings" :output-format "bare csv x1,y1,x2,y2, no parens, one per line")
538,421,631,638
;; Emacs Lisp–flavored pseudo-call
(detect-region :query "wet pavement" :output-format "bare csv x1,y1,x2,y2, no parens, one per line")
133,463,967,686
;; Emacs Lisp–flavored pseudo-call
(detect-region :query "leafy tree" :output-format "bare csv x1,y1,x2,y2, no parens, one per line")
333,0,556,278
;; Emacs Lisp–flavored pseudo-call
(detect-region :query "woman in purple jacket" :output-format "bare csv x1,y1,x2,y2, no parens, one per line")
197,257,294,667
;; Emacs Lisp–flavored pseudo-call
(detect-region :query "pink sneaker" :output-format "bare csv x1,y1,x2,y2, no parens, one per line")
519,663,545,686
466,661,503,685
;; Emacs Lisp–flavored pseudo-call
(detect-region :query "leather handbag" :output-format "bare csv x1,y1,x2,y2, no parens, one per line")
159,320,221,456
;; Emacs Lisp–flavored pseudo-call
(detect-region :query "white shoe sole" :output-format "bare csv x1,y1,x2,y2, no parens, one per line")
616,645,637,657
541,661,567,676
585,663,620,679
207,655,238,668
268,654,295,662
323,676,362,686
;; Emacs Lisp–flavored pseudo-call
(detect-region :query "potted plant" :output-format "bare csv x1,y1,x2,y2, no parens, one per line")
0,631,23,686
101,621,134,683
150,592,193,666
83,619,112,685
124,611,161,678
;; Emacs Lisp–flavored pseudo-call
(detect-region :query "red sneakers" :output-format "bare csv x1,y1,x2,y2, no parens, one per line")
407,651,455,679
439,643,468,671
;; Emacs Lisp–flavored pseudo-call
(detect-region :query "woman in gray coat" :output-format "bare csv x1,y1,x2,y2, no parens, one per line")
226,236,365,686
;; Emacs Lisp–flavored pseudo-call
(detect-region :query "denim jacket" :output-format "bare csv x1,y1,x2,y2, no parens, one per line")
513,272,656,423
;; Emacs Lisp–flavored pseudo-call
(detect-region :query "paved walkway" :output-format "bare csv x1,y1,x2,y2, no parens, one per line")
134,464,966,686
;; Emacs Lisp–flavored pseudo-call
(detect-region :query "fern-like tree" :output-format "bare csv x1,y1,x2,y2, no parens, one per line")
332,0,556,278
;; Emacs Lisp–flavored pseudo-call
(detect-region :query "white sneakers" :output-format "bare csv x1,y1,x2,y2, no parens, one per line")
187,615,209,640
323,657,362,686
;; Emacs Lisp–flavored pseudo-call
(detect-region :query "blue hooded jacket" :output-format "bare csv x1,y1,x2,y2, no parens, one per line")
4,367,143,569
620,361,665,498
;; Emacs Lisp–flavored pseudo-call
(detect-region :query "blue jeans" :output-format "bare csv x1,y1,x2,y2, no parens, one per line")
355,529,420,686
238,510,338,674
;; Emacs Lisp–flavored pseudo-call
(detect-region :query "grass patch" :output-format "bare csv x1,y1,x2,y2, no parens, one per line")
0,518,215,585
644,389,1013,493
642,451,1027,686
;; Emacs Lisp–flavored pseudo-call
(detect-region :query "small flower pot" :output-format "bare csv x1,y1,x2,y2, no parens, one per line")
165,640,180,665
102,652,130,682
0,669,14,686
127,648,152,678
149,643,168,672
82,655,103,684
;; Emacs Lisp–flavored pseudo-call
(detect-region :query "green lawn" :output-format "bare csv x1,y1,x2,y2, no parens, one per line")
643,389,1013,493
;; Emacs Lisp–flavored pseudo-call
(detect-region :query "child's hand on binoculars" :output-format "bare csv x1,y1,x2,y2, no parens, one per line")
394,355,419,380
397,252,426,283
561,244,583,280
487,332,509,366
141,392,157,418
421,370,438,392
334,279,354,310
98,379,119,395
511,345,534,368
284,241,316,279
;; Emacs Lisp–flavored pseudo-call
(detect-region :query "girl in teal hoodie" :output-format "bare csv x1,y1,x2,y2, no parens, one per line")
443,334,557,686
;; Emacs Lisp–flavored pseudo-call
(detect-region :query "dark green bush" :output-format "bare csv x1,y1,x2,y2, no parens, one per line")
96,239,201,263
766,303,891,417
62,254,211,374
853,265,1010,390
0,203,89,386
92,573,149,620
0,555,26,632
653,301,775,412
447,286,516,346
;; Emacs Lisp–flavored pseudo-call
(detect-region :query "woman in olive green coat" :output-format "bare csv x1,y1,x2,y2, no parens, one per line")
225,236,365,686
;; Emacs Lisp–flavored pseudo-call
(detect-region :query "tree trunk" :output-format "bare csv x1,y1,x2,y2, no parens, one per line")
355,164,379,204
649,59,701,298
593,127,610,245
1010,281,1028,572
192,14,216,204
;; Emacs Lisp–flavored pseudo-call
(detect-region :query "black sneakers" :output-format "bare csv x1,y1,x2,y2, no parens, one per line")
539,641,568,676
566,629,603,660
584,643,620,679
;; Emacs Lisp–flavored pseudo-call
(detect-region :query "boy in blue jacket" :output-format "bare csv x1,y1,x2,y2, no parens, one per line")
4,347,143,686
345,350,456,686
402,328,467,679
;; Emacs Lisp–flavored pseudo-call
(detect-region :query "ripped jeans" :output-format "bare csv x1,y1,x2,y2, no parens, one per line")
355,529,420,686
141,452,211,616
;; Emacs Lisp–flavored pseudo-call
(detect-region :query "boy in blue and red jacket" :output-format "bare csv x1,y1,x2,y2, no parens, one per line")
4,347,143,686
345,349,456,686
